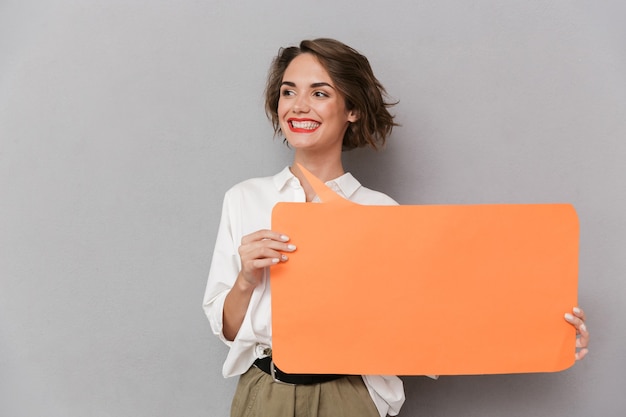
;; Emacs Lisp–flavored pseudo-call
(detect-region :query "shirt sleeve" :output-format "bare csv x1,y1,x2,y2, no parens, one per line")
202,190,241,346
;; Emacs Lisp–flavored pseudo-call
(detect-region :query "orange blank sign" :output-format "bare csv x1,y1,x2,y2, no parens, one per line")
270,166,578,376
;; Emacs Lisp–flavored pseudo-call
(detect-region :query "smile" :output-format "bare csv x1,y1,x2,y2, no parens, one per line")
288,119,320,133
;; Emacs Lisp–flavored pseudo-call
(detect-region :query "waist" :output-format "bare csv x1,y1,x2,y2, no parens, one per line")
253,357,346,385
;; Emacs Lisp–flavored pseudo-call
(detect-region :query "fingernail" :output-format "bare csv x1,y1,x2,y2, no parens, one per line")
272,258,280,264
287,244,296,251
564,313,574,321
573,307,581,314
280,235,289,241
281,254,288,261
580,323,587,332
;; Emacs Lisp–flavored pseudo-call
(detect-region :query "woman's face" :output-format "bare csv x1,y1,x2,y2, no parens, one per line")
278,53,358,154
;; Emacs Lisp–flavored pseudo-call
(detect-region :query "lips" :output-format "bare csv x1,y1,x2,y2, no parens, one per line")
288,118,320,133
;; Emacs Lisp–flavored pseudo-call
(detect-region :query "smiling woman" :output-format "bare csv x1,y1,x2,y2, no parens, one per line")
201,38,589,417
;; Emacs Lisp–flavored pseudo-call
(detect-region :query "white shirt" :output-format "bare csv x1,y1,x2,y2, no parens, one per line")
203,167,405,417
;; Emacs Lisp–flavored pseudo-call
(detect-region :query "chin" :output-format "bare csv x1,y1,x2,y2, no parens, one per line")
285,136,316,148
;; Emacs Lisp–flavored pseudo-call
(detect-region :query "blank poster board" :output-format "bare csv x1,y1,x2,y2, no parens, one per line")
270,166,578,376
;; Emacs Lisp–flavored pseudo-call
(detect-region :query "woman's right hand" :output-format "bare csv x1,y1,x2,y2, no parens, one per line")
224,230,296,341
236,229,297,290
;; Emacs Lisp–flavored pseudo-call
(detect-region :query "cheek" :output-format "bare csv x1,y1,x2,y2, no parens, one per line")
277,98,289,116
322,105,348,127
321,102,344,120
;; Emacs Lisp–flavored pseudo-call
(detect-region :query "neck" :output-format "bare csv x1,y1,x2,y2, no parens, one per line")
290,153,344,202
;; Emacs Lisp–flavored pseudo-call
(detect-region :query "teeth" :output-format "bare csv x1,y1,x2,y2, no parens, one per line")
291,120,320,130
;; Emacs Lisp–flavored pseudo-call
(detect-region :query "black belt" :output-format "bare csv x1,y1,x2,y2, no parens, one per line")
253,357,345,385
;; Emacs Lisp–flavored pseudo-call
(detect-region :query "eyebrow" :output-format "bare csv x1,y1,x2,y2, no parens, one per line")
281,81,335,89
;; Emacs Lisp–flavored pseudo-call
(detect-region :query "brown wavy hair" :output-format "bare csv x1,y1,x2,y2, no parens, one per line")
265,38,397,150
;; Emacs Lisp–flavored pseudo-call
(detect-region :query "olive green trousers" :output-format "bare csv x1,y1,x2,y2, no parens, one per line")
230,366,380,417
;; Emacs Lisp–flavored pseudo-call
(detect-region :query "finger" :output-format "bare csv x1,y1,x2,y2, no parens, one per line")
239,240,294,262
242,229,290,245
572,306,586,322
577,321,589,348
251,256,286,269
239,241,297,262
575,348,589,361
239,252,290,287
564,313,585,332
241,247,288,266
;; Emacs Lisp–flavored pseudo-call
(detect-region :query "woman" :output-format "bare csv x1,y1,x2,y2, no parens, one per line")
203,38,589,417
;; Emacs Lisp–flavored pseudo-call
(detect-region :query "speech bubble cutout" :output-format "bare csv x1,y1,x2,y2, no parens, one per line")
271,165,578,375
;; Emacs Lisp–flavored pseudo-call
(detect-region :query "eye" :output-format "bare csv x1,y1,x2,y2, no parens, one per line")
313,90,329,98
280,88,295,97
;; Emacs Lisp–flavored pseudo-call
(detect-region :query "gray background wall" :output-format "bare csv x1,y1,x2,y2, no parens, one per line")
1,1,624,416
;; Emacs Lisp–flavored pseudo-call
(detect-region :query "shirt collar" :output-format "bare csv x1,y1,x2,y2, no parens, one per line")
272,166,362,200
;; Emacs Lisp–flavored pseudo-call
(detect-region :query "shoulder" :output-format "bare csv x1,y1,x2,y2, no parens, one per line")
351,184,398,206
221,168,293,212
223,168,286,200
217,171,286,232
225,175,274,195
336,172,397,206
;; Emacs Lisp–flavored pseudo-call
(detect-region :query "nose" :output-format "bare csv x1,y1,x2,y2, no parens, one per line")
292,94,310,113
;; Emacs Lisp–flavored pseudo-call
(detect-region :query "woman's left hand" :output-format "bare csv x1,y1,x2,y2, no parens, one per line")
564,307,589,361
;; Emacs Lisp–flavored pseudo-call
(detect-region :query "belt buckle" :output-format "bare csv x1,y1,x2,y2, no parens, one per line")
270,360,295,385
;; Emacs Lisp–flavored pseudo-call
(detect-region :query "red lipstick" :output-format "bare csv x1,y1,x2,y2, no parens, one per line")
288,118,321,133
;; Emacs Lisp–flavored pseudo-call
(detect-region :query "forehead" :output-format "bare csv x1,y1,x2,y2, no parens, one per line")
282,53,333,84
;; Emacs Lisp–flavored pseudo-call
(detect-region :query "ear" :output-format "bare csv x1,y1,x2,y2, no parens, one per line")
347,110,359,123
